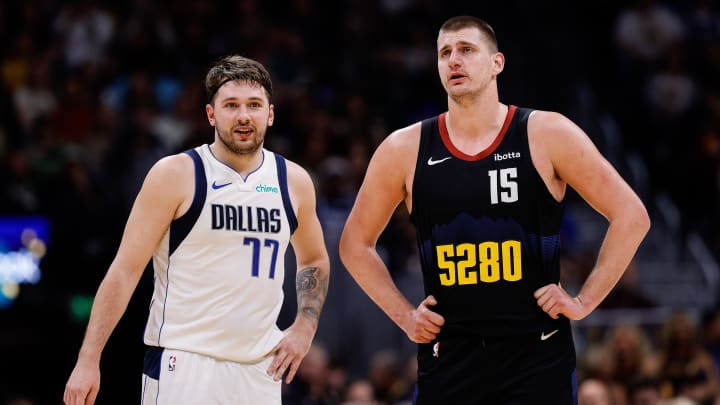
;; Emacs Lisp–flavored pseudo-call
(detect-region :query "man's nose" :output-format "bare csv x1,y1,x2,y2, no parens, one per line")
236,105,251,121
448,50,462,68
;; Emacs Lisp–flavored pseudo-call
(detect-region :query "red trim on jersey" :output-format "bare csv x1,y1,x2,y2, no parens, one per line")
438,105,517,161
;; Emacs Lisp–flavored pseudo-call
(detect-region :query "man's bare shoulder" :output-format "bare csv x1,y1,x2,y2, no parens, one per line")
143,152,195,191
281,156,316,204
153,152,194,172
364,121,422,179
364,121,423,199
379,121,422,154
283,157,312,184
527,110,585,142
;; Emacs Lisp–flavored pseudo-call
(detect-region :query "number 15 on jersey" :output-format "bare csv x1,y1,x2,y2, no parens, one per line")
489,168,518,204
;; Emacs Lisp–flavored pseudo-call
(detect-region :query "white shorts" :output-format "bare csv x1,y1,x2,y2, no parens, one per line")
141,347,281,404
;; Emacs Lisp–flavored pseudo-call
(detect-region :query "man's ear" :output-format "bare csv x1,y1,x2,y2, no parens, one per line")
493,52,505,76
206,103,215,126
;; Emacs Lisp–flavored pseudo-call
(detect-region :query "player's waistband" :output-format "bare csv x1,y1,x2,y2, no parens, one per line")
438,317,571,341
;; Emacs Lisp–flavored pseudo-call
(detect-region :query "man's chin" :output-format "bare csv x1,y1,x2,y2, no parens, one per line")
234,142,263,155
448,88,480,103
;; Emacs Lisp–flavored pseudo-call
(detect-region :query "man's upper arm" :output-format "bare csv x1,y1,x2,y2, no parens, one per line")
112,154,192,276
286,161,329,266
533,111,643,220
343,126,419,246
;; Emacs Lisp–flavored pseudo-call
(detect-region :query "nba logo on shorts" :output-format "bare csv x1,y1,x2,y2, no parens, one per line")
168,355,177,372
433,342,440,358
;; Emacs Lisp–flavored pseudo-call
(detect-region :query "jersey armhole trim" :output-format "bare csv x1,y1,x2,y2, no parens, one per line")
274,153,298,234
169,149,207,255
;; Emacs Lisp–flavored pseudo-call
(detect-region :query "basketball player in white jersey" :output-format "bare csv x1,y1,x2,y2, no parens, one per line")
64,55,331,405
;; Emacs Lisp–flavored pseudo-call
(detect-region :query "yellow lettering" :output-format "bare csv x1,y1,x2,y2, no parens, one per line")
502,240,522,281
436,244,456,286
456,243,477,285
435,240,523,285
478,241,500,283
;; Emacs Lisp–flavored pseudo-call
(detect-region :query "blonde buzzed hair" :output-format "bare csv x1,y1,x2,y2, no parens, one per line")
440,16,498,52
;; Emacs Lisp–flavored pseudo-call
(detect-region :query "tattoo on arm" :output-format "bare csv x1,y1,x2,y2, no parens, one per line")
296,267,328,325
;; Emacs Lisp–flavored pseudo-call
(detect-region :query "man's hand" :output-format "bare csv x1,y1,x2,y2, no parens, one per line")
267,322,314,384
64,359,100,405
403,295,445,343
534,283,586,320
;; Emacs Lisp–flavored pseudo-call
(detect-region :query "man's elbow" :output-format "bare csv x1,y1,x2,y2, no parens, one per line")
338,228,353,267
339,225,367,272
632,200,651,237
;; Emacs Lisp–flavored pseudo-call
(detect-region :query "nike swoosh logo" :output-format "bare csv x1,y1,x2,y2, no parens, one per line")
541,329,559,341
211,181,232,190
427,156,452,166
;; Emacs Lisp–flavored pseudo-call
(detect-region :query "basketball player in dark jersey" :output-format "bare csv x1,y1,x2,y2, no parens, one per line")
340,16,650,404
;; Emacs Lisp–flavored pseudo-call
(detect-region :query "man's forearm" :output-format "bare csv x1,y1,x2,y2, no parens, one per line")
77,268,139,363
578,208,650,314
295,265,329,328
341,244,416,330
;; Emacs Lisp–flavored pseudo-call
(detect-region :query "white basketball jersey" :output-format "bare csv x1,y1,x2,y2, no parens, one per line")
144,145,297,363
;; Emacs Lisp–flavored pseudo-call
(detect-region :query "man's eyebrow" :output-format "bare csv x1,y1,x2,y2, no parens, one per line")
218,96,265,103
439,40,477,50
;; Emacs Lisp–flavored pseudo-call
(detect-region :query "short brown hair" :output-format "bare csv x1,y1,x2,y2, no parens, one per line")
205,55,273,104
440,16,498,52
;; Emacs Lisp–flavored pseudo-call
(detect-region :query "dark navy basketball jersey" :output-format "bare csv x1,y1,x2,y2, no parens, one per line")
410,105,569,337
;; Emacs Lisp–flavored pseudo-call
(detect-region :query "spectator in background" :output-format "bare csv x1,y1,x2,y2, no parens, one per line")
578,378,613,405
52,0,114,69
367,349,406,405
614,0,685,70
283,343,336,405
627,376,663,405
657,312,720,404
50,71,95,144
1,30,33,92
0,149,39,214
702,307,720,376
12,57,57,135
581,323,659,405
0,66,24,150
342,379,379,405
644,45,700,196
150,81,201,153
612,0,686,155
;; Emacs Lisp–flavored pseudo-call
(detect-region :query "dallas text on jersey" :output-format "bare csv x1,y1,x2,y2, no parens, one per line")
211,204,282,233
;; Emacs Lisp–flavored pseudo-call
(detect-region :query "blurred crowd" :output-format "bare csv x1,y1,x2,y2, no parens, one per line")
608,0,720,256
1,0,720,404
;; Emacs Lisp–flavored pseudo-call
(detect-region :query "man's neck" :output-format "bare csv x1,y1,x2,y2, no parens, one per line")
445,98,508,155
210,142,264,177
